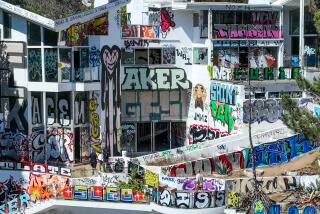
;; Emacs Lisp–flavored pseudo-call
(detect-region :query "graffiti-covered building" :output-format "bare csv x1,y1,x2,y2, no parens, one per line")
0,0,318,165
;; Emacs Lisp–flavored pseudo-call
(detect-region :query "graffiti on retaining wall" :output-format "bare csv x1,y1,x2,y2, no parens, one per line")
163,134,318,177
0,131,28,162
160,176,225,192
159,188,226,208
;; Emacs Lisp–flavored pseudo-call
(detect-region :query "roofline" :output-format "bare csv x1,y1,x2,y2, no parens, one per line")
55,0,131,31
183,3,282,11
0,0,130,31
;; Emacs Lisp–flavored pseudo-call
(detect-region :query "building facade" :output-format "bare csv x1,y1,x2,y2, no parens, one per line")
0,0,318,166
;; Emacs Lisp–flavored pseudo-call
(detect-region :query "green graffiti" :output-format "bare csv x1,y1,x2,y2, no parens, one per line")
184,144,202,152
208,65,213,79
161,150,172,158
291,67,301,79
211,101,235,132
249,68,260,80
264,67,274,80
278,67,286,79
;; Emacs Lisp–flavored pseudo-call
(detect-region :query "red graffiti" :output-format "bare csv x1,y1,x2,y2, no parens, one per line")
122,25,138,38
160,8,175,33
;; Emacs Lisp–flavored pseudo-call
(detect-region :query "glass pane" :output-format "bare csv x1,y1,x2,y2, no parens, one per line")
59,48,72,82
149,48,161,64
137,123,151,152
121,48,134,64
28,22,41,46
3,12,12,39
44,48,58,82
135,49,148,64
171,122,186,149
304,37,317,67
155,122,170,151
193,48,208,64
162,48,176,64
28,48,42,82
121,123,136,155
44,28,58,46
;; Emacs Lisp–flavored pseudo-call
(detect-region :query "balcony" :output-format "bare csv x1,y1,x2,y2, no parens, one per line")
212,24,283,39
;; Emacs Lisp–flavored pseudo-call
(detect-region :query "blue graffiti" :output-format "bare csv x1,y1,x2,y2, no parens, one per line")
246,134,318,168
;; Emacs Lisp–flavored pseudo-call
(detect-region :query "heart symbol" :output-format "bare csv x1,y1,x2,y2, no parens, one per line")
103,48,119,79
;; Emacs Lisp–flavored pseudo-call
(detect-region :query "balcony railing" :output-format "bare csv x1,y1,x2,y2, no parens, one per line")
212,24,283,39
75,67,100,82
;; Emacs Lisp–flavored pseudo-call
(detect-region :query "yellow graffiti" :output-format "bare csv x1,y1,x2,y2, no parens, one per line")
145,170,159,188
89,97,101,153
228,192,239,208
89,99,98,111
254,200,265,213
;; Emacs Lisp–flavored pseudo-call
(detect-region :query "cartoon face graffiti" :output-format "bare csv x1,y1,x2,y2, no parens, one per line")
102,47,120,79
192,84,207,111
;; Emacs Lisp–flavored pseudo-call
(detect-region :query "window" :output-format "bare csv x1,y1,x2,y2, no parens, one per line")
135,49,148,64
254,92,266,99
44,28,58,46
193,48,208,64
3,12,12,39
171,122,186,149
291,91,302,98
154,122,170,151
28,22,41,46
193,13,199,27
121,48,134,65
59,48,72,82
28,48,42,82
137,123,152,152
44,48,58,82
149,48,161,64
290,7,317,35
249,48,277,68
239,47,248,67
269,92,279,98
162,48,175,64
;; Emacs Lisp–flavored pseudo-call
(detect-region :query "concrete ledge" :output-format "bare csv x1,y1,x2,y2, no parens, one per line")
26,200,226,214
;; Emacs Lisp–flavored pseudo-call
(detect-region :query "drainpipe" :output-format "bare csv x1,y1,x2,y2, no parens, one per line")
299,0,304,70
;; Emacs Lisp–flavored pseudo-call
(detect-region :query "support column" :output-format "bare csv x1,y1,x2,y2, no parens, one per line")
299,0,305,68
278,9,284,67
42,92,47,164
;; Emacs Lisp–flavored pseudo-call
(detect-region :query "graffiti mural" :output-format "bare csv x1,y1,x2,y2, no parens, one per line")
46,128,74,164
89,93,102,153
122,67,192,90
189,125,230,144
28,173,70,202
163,134,318,177
100,45,121,155
122,90,188,121
243,99,282,124
28,48,42,81
65,14,108,46
89,46,101,67
160,8,175,38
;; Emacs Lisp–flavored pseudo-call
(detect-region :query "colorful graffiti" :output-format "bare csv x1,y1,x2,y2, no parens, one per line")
28,173,70,202
145,170,159,188
210,82,239,133
160,8,175,38
163,134,318,177
189,125,230,144
46,128,74,163
65,14,108,46
213,24,282,39
100,45,121,155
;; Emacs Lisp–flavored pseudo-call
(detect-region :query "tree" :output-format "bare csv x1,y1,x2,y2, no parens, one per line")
3,0,91,19
311,0,320,33
281,76,320,142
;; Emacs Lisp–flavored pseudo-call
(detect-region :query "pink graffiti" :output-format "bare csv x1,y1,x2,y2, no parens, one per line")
160,8,175,33
203,179,225,191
